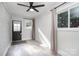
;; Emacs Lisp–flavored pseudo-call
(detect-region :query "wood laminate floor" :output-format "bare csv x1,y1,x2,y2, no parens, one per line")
6,40,54,56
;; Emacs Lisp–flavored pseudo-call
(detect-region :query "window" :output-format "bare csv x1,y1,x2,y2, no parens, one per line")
13,21,21,31
26,21,32,27
25,20,32,29
14,24,20,31
58,11,68,28
57,4,79,29
70,6,79,28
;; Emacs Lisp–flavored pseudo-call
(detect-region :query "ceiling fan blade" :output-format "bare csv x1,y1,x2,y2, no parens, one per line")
27,8,30,12
33,4,45,8
33,8,39,12
17,3,29,7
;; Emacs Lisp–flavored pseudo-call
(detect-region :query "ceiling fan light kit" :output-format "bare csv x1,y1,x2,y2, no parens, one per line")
30,8,34,11
17,2,45,12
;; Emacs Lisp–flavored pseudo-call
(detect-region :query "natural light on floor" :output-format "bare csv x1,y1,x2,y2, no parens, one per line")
38,28,50,49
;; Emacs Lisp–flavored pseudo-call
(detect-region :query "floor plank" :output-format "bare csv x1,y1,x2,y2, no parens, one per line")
6,40,53,56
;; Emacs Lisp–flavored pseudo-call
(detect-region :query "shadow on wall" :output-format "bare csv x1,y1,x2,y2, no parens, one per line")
38,28,50,49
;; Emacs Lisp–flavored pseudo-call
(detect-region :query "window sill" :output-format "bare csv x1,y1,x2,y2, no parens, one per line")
57,28,79,32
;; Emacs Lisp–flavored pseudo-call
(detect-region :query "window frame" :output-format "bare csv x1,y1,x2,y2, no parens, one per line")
57,3,79,31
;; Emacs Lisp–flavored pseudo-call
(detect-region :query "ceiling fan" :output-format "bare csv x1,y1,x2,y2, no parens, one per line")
17,2,45,12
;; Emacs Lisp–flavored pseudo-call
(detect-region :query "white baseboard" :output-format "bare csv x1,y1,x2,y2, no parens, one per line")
3,43,11,56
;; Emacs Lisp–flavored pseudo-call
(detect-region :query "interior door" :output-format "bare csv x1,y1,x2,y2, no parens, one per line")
22,19,33,40
12,20,22,41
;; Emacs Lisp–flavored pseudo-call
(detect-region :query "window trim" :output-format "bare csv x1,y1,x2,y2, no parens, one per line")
57,3,79,31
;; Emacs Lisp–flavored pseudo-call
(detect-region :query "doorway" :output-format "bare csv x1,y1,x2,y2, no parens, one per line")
12,20,22,42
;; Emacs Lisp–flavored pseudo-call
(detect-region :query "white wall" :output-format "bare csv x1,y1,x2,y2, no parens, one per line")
35,11,52,49
57,3,79,56
57,30,79,56
11,17,32,40
0,3,11,55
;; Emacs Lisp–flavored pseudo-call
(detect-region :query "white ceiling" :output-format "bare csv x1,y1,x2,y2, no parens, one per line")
3,2,63,19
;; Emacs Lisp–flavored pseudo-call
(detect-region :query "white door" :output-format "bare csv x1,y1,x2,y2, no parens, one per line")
22,19,32,40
